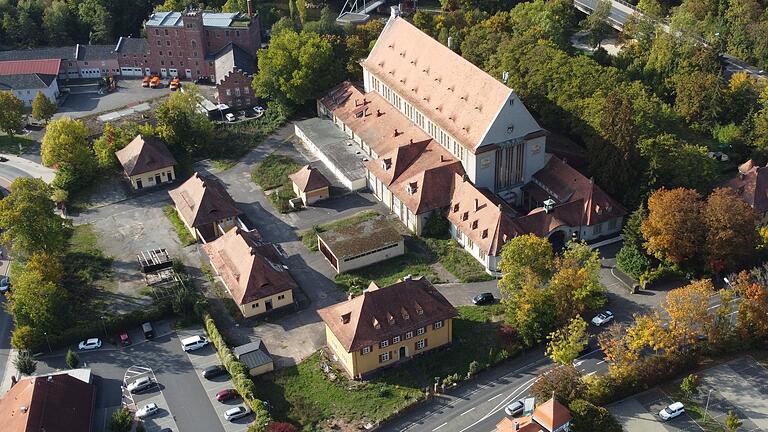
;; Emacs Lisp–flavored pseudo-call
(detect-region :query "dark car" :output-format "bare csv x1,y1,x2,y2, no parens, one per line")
472,292,495,305
202,364,227,379
216,388,240,402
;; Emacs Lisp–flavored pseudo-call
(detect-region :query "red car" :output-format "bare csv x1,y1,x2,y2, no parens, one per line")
119,331,131,346
216,389,239,402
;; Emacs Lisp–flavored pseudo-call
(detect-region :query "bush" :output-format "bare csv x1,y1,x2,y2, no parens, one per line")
640,264,684,288
423,210,449,238
11,326,43,351
616,243,651,280
680,373,700,399
468,360,481,377
13,350,37,376
66,349,80,369
267,423,298,432
442,373,461,387
569,398,622,432
108,407,133,432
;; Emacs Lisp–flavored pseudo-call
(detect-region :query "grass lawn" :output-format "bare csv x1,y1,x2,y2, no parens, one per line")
254,304,514,430
251,154,302,191
300,210,381,251
422,237,494,283
210,159,238,172
334,252,440,295
0,134,35,154
63,224,116,316
210,104,286,162
163,205,196,246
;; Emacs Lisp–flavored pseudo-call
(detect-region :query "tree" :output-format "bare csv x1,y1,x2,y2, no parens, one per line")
598,322,639,375
638,134,717,191
680,373,699,399
253,29,345,108
625,312,673,355
569,399,623,432
508,276,557,346
531,365,585,404
9,268,70,334
41,116,96,192
66,349,80,369
0,178,69,256
10,326,43,350
725,410,743,431
155,85,213,156
93,123,144,169
345,20,384,77
13,350,37,376
546,316,589,365
672,70,725,131
31,91,57,124
498,234,553,294
295,0,307,26
581,0,612,47
665,280,714,349
0,91,25,137
552,242,606,315
78,0,112,43
108,407,134,432
268,423,298,432
734,272,768,342
42,1,74,46
641,188,704,267
703,188,758,273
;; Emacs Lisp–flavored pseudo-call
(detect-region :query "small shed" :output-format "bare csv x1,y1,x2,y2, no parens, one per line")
317,216,404,273
233,339,274,376
289,165,331,206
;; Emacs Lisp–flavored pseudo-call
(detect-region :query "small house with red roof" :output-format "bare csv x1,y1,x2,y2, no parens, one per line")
726,159,768,223
289,165,331,206
115,134,177,190
496,397,572,432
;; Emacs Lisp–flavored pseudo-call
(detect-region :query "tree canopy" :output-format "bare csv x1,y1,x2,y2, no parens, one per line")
0,91,25,137
31,91,57,124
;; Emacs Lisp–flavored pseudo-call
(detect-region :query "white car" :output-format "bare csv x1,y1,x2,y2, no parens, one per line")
126,376,153,393
253,106,265,115
504,399,525,416
659,402,685,420
225,113,236,122
224,406,251,421
591,311,614,326
135,402,159,419
78,338,102,350
0,276,9,293
181,335,209,352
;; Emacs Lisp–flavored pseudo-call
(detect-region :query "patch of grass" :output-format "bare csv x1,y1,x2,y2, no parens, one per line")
255,305,515,429
210,159,237,172
163,205,196,246
0,134,35,154
422,237,494,282
138,286,154,297
334,253,439,295
63,224,115,318
251,154,302,191
300,210,381,251
267,186,299,214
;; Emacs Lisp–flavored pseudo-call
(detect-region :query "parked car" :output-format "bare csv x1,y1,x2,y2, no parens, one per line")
216,388,240,402
472,292,495,305
142,322,154,339
126,376,153,393
202,364,227,379
591,311,614,326
224,406,250,421
659,402,685,420
0,276,10,293
135,403,159,419
253,106,265,115
181,335,208,352
238,110,247,118
504,399,525,417
119,331,131,346
225,113,236,122
78,338,102,350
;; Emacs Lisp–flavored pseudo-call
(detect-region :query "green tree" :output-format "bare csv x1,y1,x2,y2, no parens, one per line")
546,316,589,365
498,234,553,294
9,269,70,334
66,349,80,368
680,373,699,399
10,326,43,351
13,350,37,376
43,1,74,46
295,0,307,26
569,399,623,432
530,365,585,404
108,407,134,432
0,178,69,256
31,91,57,124
673,70,725,132
638,133,717,191
0,91,25,137
155,85,212,156
93,123,146,169
581,0,612,47
508,276,557,346
42,116,96,192
345,20,384,77
77,0,112,43
253,29,345,108
725,410,743,431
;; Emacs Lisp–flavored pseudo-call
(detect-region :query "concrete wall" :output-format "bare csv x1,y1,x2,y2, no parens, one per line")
336,239,405,273
127,166,176,190
326,318,454,378
239,289,294,318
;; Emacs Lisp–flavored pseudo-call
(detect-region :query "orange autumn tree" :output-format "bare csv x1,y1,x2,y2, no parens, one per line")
641,188,704,267
664,280,714,349
703,188,758,273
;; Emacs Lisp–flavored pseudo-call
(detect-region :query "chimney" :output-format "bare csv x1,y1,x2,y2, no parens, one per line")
47,376,53,383
409,138,413,144
544,198,555,214
247,0,254,18
513,421,519,431
20,406,28,414
403,274,412,281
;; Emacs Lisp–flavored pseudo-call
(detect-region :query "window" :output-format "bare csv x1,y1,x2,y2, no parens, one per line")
362,346,371,354
164,29,168,35
417,327,425,336
608,218,617,230
236,30,240,37
226,89,231,96
380,340,389,348
379,352,391,363
234,87,241,97
166,40,171,46
433,321,443,330
155,29,159,35
157,40,161,46
194,51,198,58
161,60,164,65
405,331,413,339
226,30,230,36
416,339,426,351
277,294,285,300
393,336,401,343
159,51,163,56
593,223,603,235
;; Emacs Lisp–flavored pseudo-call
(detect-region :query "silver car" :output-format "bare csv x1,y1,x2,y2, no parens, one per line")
135,403,159,419
224,406,250,421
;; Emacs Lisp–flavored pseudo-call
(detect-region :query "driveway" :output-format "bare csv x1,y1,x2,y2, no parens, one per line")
0,153,55,187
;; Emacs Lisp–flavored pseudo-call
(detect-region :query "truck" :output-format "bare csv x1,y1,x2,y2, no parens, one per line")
149,75,161,88
169,77,181,91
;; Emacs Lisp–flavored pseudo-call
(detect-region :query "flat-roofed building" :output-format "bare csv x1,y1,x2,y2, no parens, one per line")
317,216,404,273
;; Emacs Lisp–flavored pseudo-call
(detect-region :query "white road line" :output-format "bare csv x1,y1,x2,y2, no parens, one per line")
597,360,606,365
433,422,447,431
487,394,503,402
586,371,596,376
460,408,476,416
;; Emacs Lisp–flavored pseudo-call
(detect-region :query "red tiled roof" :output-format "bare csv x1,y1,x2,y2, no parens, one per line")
726,162,768,214
289,165,330,192
318,277,457,352
168,173,242,228
115,135,177,176
532,398,572,431
0,59,60,76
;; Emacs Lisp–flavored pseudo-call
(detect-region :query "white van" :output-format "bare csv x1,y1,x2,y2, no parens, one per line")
181,335,209,352
659,402,685,420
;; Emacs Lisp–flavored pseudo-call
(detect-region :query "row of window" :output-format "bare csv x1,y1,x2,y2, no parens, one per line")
360,321,443,355
379,339,428,363
225,87,250,97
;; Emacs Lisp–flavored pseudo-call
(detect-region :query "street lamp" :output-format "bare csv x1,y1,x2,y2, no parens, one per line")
100,316,108,338
43,332,51,353
703,389,713,421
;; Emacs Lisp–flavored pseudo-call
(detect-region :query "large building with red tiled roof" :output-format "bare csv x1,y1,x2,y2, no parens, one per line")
726,159,768,222
0,59,61,107
315,8,624,275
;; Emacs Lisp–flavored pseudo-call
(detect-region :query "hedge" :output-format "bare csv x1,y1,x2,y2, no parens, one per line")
203,312,272,431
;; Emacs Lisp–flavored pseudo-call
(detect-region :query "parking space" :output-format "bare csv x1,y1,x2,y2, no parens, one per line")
177,328,253,432
56,78,171,119
123,365,180,432
609,388,701,431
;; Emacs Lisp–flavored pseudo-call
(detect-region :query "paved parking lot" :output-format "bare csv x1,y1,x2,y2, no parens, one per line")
56,78,170,119
609,356,768,432
123,366,179,432
177,328,253,432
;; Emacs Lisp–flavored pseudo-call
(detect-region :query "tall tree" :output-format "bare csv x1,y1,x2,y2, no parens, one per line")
664,280,714,349
580,0,612,47
77,0,112,43
508,276,557,346
498,234,553,294
155,85,212,156
0,91,25,137
43,0,74,46
530,365,585,405
641,188,704,266
13,350,38,376
31,91,57,124
546,316,589,365
672,70,725,132
703,188,758,273
42,116,96,192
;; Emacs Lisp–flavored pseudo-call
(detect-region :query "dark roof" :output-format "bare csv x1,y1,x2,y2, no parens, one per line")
0,46,74,61
0,373,96,432
115,37,149,55
76,44,116,61
168,173,242,228
115,135,177,176
289,165,331,192
318,216,402,260
213,43,255,83
318,277,458,352
0,73,56,90
233,339,273,369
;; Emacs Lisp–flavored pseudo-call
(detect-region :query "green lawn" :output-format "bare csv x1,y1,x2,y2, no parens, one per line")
63,224,115,315
0,134,35,154
163,205,196,246
422,237,494,283
251,154,302,191
254,304,515,430
210,104,286,162
334,252,440,295
300,210,381,251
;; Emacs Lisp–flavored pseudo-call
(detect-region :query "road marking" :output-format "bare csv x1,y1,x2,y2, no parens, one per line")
573,360,584,367
586,371,596,376
460,408,475,416
597,360,606,365
432,422,447,431
487,394,503,402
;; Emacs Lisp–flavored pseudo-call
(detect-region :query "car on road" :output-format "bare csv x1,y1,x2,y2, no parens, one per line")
472,292,495,305
0,276,10,293
224,406,250,421
591,311,614,326
659,402,685,420
504,399,525,417
225,113,236,122
181,335,208,352
216,388,240,402
78,338,102,350
126,376,154,393
119,331,131,346
136,402,160,419
202,364,227,379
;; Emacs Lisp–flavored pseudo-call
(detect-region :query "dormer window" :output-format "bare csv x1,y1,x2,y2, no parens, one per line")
406,182,417,195
341,313,351,324
482,229,488,239
414,302,423,315
401,306,410,320
462,211,469,221
372,317,380,329
387,313,395,325
381,158,392,170
453,203,459,213
471,220,478,230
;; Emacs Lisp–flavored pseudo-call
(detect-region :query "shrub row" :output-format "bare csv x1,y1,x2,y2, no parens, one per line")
202,312,272,431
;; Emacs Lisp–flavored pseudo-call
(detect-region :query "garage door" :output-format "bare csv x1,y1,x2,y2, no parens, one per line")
120,67,138,76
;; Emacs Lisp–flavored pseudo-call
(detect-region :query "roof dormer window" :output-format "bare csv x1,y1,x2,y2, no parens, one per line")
462,211,469,221
414,302,423,315
471,220,478,230
406,182,417,195
381,158,392,170
387,313,395,325
482,229,488,239
341,313,351,324
453,203,459,213
401,306,409,320
372,317,380,329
